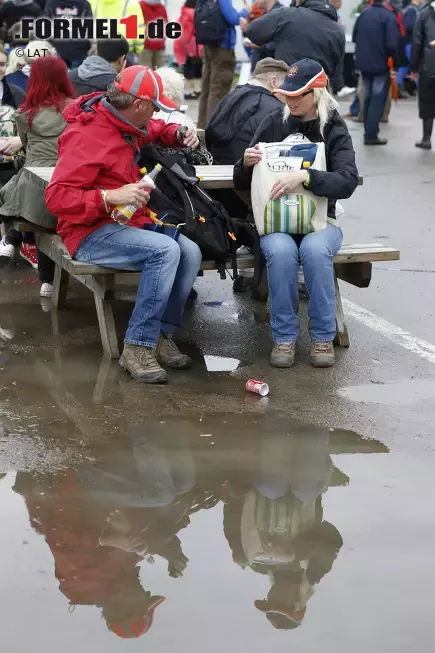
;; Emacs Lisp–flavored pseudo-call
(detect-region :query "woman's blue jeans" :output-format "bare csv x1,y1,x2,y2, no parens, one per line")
74,223,202,348
260,223,343,344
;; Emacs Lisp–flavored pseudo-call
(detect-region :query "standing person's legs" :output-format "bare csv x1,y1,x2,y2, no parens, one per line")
37,252,54,283
363,73,389,142
198,45,212,129
299,223,343,367
74,223,201,382
138,49,153,67
206,47,235,125
153,49,165,69
416,73,435,149
260,232,299,367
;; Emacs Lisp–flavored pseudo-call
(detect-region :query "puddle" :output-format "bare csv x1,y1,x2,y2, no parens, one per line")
338,379,435,406
203,355,241,372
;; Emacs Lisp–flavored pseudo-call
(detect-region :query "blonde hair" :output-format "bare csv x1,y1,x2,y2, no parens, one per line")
6,48,22,75
283,87,339,137
155,66,185,110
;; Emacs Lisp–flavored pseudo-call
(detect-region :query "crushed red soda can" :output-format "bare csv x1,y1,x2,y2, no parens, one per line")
246,379,269,396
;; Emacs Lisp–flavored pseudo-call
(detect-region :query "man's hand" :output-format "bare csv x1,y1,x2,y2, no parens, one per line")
409,71,419,82
1,136,22,155
177,126,199,149
270,170,309,200
243,144,262,168
429,40,435,47
105,182,151,208
240,17,248,32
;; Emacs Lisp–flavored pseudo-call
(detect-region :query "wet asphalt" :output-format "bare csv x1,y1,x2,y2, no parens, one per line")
1,97,435,652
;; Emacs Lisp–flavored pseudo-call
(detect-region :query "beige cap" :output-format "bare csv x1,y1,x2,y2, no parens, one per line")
253,57,289,76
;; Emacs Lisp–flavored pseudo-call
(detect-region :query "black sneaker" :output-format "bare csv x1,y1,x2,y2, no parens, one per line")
364,137,388,146
415,140,432,150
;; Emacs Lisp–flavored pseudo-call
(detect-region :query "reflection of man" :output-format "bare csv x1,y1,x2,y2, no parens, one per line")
13,470,166,639
12,424,196,638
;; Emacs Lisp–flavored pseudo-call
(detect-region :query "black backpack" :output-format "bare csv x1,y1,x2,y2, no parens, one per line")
194,0,228,46
139,144,260,280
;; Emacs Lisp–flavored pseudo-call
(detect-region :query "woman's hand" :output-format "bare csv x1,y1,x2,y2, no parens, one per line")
270,170,309,200
1,136,22,155
243,144,262,168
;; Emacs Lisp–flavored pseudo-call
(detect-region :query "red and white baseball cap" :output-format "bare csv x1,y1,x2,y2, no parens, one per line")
113,65,177,112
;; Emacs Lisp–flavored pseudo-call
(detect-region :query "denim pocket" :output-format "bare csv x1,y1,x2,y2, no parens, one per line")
74,249,91,263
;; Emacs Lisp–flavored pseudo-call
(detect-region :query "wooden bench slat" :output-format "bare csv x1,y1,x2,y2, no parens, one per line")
37,232,400,276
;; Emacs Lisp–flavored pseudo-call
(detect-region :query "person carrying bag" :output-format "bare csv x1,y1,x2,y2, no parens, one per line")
234,59,359,370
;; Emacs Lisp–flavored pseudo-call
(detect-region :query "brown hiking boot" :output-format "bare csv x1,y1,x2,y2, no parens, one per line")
119,344,167,383
310,341,335,368
270,342,296,368
156,333,192,369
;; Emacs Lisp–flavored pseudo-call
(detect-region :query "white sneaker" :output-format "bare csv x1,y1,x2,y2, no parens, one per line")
0,236,15,260
337,86,356,98
40,283,53,297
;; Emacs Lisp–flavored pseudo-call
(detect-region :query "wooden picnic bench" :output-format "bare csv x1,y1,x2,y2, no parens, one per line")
18,166,399,359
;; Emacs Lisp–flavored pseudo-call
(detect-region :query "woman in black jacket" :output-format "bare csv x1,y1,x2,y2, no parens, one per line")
234,59,359,369
410,2,435,149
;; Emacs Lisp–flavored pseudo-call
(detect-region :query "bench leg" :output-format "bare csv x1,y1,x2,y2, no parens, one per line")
252,266,269,302
52,264,69,309
94,295,120,359
334,270,350,347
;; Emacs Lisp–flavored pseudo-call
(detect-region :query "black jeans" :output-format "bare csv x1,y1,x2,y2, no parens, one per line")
4,229,55,284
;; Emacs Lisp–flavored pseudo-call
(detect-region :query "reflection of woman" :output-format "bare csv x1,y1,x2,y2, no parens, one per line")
234,58,359,369
223,426,343,630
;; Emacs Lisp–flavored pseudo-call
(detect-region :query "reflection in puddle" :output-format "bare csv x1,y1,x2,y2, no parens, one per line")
338,379,435,406
8,415,388,642
203,355,241,372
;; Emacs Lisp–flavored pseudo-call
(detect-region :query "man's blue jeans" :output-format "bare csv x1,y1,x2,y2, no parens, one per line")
362,72,390,140
260,224,343,343
74,223,202,347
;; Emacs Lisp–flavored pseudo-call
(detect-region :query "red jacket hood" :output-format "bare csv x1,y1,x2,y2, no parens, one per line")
180,5,194,20
62,92,149,138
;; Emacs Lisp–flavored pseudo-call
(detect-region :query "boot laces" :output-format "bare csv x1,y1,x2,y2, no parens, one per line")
314,342,332,353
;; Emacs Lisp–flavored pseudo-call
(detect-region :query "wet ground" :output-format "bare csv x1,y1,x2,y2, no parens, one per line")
1,99,435,651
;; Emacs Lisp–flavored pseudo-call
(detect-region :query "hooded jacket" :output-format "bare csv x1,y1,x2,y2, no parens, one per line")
45,92,184,257
0,0,41,33
244,1,345,81
353,4,400,74
173,5,203,66
411,2,435,73
68,55,117,96
233,108,359,220
139,0,168,51
205,83,283,164
44,0,93,66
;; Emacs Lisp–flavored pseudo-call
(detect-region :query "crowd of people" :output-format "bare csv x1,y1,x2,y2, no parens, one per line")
0,0,433,384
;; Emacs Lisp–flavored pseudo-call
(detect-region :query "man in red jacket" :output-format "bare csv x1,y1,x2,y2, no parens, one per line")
45,66,201,385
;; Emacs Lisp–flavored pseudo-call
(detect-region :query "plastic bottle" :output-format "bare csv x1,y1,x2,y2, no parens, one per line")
111,164,162,224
